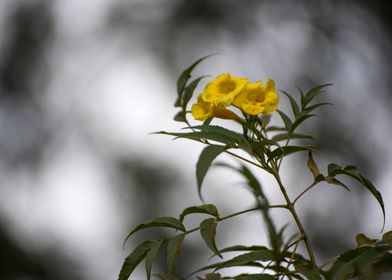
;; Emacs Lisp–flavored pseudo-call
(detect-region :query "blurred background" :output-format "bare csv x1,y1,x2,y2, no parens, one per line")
0,0,391,279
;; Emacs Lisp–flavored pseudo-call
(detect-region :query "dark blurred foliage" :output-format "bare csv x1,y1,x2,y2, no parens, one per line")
0,0,52,169
0,0,391,279
0,221,85,280
0,1,80,278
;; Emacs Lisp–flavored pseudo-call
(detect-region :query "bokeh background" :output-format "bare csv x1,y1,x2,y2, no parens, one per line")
0,0,391,279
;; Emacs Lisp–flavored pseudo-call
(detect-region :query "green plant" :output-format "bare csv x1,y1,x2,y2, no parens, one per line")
118,56,392,280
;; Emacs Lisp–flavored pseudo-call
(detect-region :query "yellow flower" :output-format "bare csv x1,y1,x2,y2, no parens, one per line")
201,73,248,107
233,79,279,115
191,96,214,121
191,95,245,123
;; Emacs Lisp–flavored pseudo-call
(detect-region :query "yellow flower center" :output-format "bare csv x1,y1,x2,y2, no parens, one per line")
248,89,265,103
218,81,236,94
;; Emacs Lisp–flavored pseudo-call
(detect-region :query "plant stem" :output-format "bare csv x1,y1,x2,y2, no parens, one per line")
272,169,318,269
320,255,339,269
280,236,302,280
183,206,260,235
293,181,318,205
225,151,266,170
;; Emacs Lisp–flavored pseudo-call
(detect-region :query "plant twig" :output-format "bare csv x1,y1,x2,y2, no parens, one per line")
293,181,318,205
272,168,318,269
183,206,260,236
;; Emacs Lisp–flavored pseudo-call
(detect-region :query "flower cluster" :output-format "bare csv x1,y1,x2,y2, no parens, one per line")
191,73,279,121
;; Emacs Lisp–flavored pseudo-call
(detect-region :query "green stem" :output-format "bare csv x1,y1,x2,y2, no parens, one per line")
286,235,304,250
269,204,289,209
277,138,290,169
183,206,260,235
320,255,339,269
280,236,302,280
293,181,318,205
272,169,318,269
225,151,266,170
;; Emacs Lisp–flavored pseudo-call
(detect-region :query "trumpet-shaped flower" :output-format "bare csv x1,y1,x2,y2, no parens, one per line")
201,73,248,107
191,96,214,121
191,96,244,123
233,79,279,115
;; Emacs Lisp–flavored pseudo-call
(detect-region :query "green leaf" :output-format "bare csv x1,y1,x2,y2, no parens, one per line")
281,90,300,117
302,102,332,114
307,151,320,179
156,130,241,146
372,253,392,275
358,175,385,230
215,250,275,270
382,231,392,242
204,272,223,280
175,54,215,107
277,110,292,131
200,218,222,258
189,261,264,277
268,146,317,161
302,84,332,107
179,204,219,222
265,126,286,132
145,239,165,280
297,86,306,106
356,233,377,247
190,125,245,143
239,165,263,197
344,165,357,171
189,262,226,276
156,273,186,280
293,259,322,280
328,246,388,280
123,217,185,247
220,245,268,253
271,133,314,142
326,164,385,231
196,145,228,199
173,111,186,122
166,234,186,273
235,274,276,280
182,76,206,110
291,114,317,132
327,163,341,176
324,176,350,191
251,139,277,147
118,240,153,280
216,163,268,202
